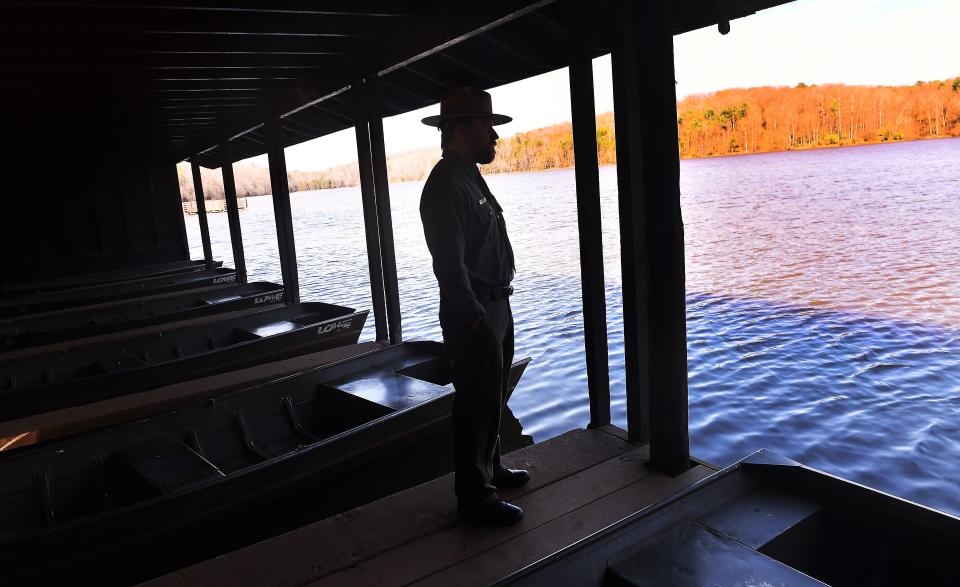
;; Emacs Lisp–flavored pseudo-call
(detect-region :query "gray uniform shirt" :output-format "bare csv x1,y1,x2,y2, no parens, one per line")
420,151,515,322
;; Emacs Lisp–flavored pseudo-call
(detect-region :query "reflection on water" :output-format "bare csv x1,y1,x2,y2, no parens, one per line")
189,137,960,515
681,140,960,327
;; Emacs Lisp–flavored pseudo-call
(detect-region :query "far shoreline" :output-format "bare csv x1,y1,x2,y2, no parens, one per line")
185,135,958,203
678,134,958,161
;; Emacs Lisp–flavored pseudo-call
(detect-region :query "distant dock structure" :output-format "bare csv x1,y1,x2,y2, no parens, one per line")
182,197,247,215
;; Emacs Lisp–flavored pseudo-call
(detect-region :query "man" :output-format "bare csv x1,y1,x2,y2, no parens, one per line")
420,87,529,527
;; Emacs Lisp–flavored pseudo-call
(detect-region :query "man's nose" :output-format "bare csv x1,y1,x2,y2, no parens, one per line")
491,127,499,140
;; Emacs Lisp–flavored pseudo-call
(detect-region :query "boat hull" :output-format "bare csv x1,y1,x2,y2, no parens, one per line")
0,303,367,420
0,281,285,352
0,268,239,319
495,449,960,587
0,259,220,298
0,341,531,584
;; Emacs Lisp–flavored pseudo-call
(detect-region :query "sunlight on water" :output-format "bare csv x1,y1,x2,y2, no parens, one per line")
188,137,960,515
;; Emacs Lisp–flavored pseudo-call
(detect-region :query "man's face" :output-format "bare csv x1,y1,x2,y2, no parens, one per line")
460,118,499,165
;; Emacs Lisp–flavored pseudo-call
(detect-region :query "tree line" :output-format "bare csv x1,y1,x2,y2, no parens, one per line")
179,77,960,201
177,162,272,202
177,148,444,202
678,77,960,157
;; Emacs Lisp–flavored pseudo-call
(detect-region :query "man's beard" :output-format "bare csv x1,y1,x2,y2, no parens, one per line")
478,145,496,165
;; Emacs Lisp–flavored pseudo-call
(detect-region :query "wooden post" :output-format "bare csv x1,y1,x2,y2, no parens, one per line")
220,141,248,284
354,82,389,342
190,161,214,268
636,1,690,475
265,118,300,304
566,0,610,428
367,79,403,344
612,0,689,474
611,9,649,446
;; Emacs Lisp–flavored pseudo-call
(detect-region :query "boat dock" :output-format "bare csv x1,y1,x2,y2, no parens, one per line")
4,0,957,584
146,427,715,586
182,198,247,216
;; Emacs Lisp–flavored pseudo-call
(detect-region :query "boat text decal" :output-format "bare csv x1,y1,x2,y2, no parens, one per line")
318,318,354,335
254,292,284,304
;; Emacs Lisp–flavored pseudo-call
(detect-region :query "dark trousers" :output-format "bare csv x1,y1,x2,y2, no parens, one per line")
440,297,515,506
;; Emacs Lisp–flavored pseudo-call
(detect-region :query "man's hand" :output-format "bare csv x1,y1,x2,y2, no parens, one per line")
471,317,482,332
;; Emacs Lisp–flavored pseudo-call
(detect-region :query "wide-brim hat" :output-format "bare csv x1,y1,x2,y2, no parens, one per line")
421,86,512,127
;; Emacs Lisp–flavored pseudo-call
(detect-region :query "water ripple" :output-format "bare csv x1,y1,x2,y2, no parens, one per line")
184,138,960,516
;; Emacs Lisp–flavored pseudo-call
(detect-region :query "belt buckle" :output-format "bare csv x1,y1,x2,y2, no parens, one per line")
505,285,514,296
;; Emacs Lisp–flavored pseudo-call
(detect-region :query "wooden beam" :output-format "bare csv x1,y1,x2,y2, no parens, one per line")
566,0,610,428
7,6,412,36
220,141,247,285
612,0,689,475
366,79,402,344
7,1,419,18
265,118,300,304
4,69,329,87
189,160,214,268
5,32,376,55
354,82,388,343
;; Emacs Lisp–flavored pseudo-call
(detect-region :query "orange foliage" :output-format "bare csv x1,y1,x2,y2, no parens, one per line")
483,112,616,174
677,78,960,157
178,78,960,199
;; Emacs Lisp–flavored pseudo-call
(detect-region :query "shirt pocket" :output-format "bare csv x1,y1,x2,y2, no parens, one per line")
467,195,497,228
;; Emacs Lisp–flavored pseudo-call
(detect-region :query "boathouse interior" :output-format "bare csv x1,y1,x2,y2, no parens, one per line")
0,1,824,584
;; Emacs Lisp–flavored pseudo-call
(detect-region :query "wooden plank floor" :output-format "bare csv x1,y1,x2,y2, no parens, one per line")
147,426,714,587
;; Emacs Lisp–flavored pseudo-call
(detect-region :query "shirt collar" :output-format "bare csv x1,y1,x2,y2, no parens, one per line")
441,149,478,170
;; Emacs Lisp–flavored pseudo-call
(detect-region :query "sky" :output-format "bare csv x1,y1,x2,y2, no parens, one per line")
261,0,959,172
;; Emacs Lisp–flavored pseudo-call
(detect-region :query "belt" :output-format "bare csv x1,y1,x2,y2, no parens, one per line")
475,285,514,301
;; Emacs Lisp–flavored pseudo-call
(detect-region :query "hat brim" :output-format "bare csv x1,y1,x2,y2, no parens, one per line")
421,112,513,127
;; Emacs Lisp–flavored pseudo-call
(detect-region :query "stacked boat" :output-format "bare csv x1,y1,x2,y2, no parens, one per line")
0,259,219,298
0,266,240,318
0,281,286,351
0,302,368,419
0,259,532,584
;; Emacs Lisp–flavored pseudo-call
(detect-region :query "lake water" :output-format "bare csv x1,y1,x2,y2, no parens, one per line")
188,137,960,515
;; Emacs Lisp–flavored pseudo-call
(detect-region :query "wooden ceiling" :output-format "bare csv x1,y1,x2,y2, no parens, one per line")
1,0,793,168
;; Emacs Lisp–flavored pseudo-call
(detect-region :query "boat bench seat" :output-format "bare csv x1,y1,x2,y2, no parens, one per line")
327,368,452,412
106,434,224,503
200,293,242,305
606,519,825,586
233,320,299,341
696,486,823,551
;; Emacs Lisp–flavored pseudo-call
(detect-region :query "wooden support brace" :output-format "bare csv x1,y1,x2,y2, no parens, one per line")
265,118,300,304
354,81,389,342
366,78,403,344
190,160,214,269
220,141,248,284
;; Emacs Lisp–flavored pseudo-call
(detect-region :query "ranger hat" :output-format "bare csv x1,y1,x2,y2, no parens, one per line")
421,86,512,127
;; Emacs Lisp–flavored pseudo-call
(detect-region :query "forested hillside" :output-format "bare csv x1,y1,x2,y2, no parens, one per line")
179,77,960,200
